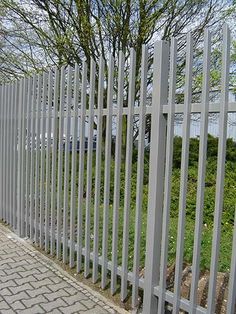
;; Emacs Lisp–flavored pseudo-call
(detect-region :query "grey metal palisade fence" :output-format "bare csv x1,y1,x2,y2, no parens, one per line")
0,25,236,314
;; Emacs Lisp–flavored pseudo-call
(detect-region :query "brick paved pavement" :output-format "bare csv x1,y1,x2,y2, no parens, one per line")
0,223,128,314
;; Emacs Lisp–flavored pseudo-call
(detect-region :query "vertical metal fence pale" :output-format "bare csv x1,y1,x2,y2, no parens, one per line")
0,25,236,314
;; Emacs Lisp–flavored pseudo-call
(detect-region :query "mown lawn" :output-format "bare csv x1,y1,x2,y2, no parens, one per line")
60,134,236,273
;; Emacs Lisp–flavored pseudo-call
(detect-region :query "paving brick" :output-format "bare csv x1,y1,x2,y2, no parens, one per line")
0,300,11,310
50,276,62,284
4,291,30,304
0,287,12,296
37,266,50,273
5,266,25,275
0,270,7,276
15,275,37,285
0,280,17,290
0,246,17,252
9,260,28,268
63,286,78,295
22,295,48,308
59,301,87,313
9,283,34,294
81,306,109,314
10,300,26,311
3,250,17,256
20,305,45,314
14,250,26,256
63,293,87,306
41,298,67,312
0,309,16,314
0,258,15,266
0,272,21,283
34,271,55,280
0,252,18,259
47,281,70,292
44,289,69,301
31,277,54,288
18,269,40,278
0,264,11,271
81,298,99,309
12,255,35,264
27,286,51,297
22,262,44,271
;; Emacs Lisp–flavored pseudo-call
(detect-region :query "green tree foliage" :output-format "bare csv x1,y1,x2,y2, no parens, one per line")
0,0,233,82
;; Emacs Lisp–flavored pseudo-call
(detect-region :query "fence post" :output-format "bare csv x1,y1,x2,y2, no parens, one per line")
0,85,3,221
143,40,169,314
17,79,24,236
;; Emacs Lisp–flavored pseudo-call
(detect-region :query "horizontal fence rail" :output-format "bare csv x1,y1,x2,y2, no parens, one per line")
0,25,235,314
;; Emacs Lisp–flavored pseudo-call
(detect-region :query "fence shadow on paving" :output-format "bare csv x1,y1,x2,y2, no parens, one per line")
0,25,236,314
